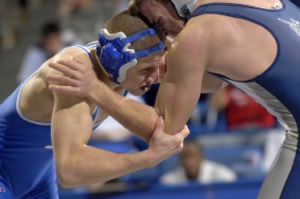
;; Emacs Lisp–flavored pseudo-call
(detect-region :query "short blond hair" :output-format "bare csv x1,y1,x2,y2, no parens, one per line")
104,10,163,54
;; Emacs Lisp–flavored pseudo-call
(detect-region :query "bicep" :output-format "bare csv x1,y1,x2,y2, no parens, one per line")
51,91,94,163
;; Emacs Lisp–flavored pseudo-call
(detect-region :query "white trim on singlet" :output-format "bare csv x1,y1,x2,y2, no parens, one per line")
72,45,104,126
16,71,52,126
92,107,103,127
73,45,97,68
93,117,105,127
16,71,99,126
16,45,100,126
67,44,126,128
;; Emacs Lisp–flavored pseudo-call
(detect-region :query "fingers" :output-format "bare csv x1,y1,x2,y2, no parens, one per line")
47,74,78,86
49,62,80,79
49,85,78,95
57,59,81,71
73,56,88,64
175,126,190,141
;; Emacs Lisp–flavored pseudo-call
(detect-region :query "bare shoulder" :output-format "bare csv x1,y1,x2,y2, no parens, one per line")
177,14,242,67
183,14,241,47
171,15,230,64
47,47,90,75
46,47,94,107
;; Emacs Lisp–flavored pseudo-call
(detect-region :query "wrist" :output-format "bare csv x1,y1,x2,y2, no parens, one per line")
87,79,102,101
144,149,161,168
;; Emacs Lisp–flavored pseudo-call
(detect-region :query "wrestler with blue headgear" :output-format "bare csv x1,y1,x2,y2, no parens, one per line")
96,22,164,85
0,10,189,199
62,10,166,96
48,1,300,199
90,11,166,96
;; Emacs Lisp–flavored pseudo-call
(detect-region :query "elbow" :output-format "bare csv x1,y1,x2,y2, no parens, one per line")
57,178,73,189
145,111,160,142
56,174,73,189
55,156,80,188
55,163,75,189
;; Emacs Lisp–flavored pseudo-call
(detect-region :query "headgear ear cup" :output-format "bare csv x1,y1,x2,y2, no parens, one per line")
97,34,121,80
99,43,122,79
98,34,107,47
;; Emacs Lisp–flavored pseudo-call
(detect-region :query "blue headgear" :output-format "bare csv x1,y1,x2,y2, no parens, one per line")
96,28,165,84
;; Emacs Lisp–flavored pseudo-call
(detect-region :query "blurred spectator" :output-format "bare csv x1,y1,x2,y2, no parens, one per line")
0,0,20,49
18,0,28,23
208,85,276,131
0,0,48,50
231,148,266,179
58,0,120,45
17,21,63,83
160,141,237,185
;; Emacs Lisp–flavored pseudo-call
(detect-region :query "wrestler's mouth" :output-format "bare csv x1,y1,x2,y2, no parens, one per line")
140,84,152,92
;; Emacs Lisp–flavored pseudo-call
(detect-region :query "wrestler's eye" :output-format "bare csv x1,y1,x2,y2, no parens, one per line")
158,18,162,25
154,17,161,26
141,67,151,73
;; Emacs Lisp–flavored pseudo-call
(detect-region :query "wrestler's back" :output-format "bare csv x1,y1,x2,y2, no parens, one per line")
188,1,300,197
189,0,300,131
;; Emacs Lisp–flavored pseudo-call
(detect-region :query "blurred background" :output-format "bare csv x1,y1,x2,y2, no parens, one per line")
0,0,294,199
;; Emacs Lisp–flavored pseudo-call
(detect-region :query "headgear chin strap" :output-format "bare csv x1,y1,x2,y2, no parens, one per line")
96,28,165,84
170,0,198,18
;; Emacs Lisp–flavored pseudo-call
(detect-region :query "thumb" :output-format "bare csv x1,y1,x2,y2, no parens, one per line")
176,126,190,141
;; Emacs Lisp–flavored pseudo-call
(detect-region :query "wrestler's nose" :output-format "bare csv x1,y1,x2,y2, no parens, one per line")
147,69,159,84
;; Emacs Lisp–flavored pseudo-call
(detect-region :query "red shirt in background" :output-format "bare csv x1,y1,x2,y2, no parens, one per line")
225,85,276,130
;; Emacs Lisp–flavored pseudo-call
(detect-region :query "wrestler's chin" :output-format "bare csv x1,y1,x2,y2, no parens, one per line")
141,85,151,93
129,86,151,96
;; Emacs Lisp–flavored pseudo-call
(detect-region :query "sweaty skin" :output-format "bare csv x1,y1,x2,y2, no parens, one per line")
47,1,300,199
18,45,189,188
47,35,226,136
47,0,277,135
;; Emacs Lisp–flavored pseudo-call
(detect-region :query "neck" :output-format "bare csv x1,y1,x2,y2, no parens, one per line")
88,47,121,90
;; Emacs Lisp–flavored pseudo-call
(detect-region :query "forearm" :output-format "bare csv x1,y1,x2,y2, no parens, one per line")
56,146,153,188
155,82,199,135
89,82,159,141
